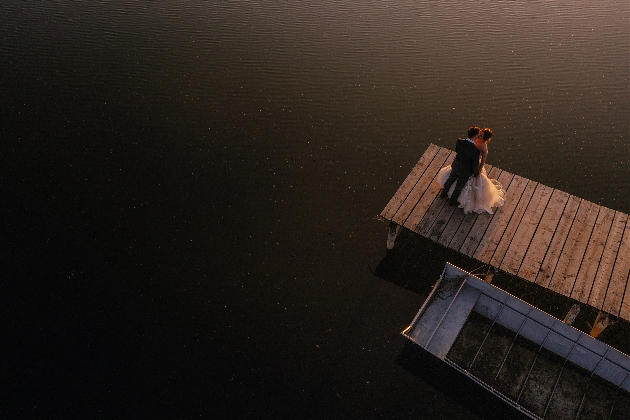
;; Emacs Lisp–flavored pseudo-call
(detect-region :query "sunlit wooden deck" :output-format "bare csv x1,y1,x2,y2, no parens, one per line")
381,144,630,322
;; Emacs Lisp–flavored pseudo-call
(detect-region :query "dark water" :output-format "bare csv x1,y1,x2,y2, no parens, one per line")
2,1,628,418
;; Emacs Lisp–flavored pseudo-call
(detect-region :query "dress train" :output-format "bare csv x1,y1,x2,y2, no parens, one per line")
435,165,506,214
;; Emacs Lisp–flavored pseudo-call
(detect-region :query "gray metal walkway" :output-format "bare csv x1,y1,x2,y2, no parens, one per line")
403,264,630,420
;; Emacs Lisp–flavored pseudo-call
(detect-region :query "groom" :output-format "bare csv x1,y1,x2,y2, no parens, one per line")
440,126,483,206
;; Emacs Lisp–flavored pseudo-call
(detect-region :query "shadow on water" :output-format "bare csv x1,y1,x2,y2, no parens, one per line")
371,228,481,298
373,227,587,319
372,226,630,356
395,341,530,420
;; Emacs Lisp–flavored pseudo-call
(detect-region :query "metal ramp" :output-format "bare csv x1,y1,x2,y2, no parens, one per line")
402,263,630,420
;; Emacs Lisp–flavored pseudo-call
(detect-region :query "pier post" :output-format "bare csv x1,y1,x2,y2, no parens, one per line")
589,312,613,338
387,222,402,250
484,266,499,283
562,304,580,325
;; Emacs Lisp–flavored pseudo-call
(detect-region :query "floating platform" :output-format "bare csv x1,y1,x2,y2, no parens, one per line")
402,263,630,420
381,144,630,321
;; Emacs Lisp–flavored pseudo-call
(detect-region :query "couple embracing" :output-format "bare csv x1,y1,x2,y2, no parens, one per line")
436,126,506,214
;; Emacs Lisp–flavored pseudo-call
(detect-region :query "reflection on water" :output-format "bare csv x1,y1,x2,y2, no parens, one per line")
1,0,628,418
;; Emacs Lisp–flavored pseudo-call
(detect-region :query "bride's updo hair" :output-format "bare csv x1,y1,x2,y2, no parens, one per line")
467,126,482,138
482,128,493,142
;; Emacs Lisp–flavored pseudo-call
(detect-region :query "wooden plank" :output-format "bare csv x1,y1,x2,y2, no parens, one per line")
500,184,554,276
436,202,466,246
517,189,570,283
534,195,581,288
602,221,630,316
393,147,452,227
414,192,448,235
448,211,479,251
448,166,501,251
588,212,628,310
489,179,538,270
459,170,515,257
381,143,440,220
570,207,616,303
426,193,460,243
404,151,456,231
548,200,600,297
474,174,529,264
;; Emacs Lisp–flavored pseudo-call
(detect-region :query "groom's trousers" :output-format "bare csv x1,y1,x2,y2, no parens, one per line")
442,167,473,204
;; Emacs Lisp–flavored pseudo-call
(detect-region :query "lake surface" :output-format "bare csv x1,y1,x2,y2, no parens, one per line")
2,1,628,418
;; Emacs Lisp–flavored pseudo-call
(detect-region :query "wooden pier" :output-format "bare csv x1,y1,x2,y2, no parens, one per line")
381,144,630,322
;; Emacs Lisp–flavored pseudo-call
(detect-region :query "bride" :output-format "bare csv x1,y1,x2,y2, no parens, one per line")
435,128,506,214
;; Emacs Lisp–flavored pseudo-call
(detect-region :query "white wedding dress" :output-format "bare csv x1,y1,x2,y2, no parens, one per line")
435,165,506,214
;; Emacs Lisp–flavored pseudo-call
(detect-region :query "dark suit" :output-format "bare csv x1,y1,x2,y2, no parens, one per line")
442,139,481,204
